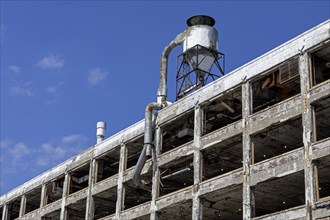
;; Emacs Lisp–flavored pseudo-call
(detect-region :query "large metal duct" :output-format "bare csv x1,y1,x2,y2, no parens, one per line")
133,15,218,190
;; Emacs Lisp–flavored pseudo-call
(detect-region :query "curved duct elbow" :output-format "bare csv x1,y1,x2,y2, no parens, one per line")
132,102,161,191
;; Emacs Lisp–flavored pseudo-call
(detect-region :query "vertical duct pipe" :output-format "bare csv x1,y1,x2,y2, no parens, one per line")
96,121,106,144
157,31,187,105
133,15,217,190
132,30,186,189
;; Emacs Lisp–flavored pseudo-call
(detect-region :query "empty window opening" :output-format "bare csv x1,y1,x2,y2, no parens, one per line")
252,58,300,113
126,136,144,170
202,184,243,220
41,209,60,220
7,198,20,219
254,171,305,217
202,135,242,181
69,164,90,195
313,97,330,142
162,111,194,153
96,148,120,182
252,116,303,164
123,178,152,210
315,155,330,201
24,187,41,214
159,155,194,197
45,176,64,205
311,44,330,86
203,88,242,135
93,187,117,219
66,198,86,220
0,206,3,219
158,200,192,220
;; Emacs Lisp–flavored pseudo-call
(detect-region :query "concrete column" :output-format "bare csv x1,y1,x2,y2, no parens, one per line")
85,158,96,219
192,103,203,220
150,126,162,220
2,204,8,220
40,184,47,208
299,52,316,219
60,173,70,220
116,142,127,219
242,82,255,219
19,195,26,217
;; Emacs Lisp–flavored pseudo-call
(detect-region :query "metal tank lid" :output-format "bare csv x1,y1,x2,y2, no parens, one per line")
186,15,215,27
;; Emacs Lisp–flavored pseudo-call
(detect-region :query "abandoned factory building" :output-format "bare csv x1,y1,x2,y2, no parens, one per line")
1,17,330,220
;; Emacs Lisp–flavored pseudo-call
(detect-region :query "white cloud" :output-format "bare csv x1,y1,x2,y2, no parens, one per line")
0,139,13,148
41,143,53,154
7,65,21,74
2,134,89,172
46,82,63,96
10,142,31,159
46,86,57,94
54,146,66,158
37,143,67,166
62,134,84,143
36,157,48,167
36,54,64,69
10,86,33,97
87,68,108,86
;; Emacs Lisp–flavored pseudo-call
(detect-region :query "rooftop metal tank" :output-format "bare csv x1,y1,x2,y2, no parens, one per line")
183,15,218,74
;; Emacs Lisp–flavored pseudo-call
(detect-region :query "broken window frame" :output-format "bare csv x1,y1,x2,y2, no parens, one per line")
311,97,330,143
45,176,65,205
23,187,42,215
251,57,301,114
251,116,304,164
309,43,330,87
314,158,330,202
68,163,90,195
202,86,242,136
95,147,121,183
160,110,195,154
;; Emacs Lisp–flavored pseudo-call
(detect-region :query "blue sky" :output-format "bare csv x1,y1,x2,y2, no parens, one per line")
0,1,329,195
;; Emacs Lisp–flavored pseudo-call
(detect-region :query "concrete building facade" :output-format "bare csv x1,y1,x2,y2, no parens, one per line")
1,19,330,220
